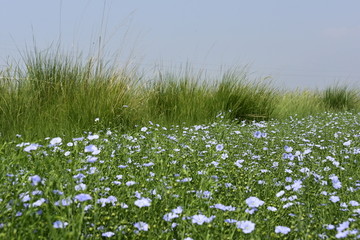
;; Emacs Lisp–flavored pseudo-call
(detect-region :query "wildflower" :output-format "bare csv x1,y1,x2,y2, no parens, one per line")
343,140,351,146
284,146,293,152
211,203,236,211
120,203,128,208
84,144,100,155
75,183,87,191
73,137,84,141
176,177,192,182
172,206,183,214
55,197,72,206
134,197,151,207
29,175,42,186
53,220,69,229
245,196,264,208
19,193,30,202
143,162,154,167
102,232,115,237
291,180,303,191
86,156,98,163
236,220,256,233
349,200,360,206
234,159,244,168
191,214,215,225
107,196,117,205
221,153,229,159
275,226,291,234
283,202,294,208
285,177,293,182
73,173,86,180
31,198,46,207
134,221,149,231
330,196,340,203
325,224,335,230
303,149,312,154
97,198,109,207
50,137,62,145
254,131,262,138
126,181,136,186
337,221,350,232
87,134,99,140
224,219,238,223
216,144,224,151
53,190,63,195
74,193,92,202
141,127,148,132
196,190,212,199
267,206,277,211
163,212,179,222
245,208,257,214
335,231,349,238
24,143,41,153
88,167,97,174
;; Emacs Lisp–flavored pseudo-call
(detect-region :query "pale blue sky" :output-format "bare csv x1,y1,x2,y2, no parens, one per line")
1,0,360,90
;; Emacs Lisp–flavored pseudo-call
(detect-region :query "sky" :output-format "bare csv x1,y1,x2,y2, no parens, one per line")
1,0,360,90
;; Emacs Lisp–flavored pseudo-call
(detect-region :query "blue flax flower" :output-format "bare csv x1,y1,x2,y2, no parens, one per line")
74,193,92,202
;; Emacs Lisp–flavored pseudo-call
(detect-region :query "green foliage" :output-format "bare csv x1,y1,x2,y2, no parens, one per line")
1,48,360,141
0,49,140,140
212,71,277,121
322,85,359,111
1,112,360,239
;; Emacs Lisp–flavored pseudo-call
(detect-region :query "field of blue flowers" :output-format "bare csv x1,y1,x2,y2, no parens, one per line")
1,111,360,239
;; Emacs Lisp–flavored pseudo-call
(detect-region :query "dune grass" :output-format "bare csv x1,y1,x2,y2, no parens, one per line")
0,49,360,141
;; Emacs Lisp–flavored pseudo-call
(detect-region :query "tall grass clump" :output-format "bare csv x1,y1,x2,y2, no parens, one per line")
272,90,325,119
322,85,359,111
212,70,278,121
144,70,215,125
0,48,140,140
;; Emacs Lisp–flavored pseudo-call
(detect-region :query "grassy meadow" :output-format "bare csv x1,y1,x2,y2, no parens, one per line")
1,50,360,239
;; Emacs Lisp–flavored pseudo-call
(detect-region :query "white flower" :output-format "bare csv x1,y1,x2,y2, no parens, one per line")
134,197,151,207
267,206,277,211
236,220,256,233
163,212,179,222
134,221,149,231
24,143,41,153
275,226,291,234
31,198,46,207
191,214,215,225
284,146,293,152
87,134,99,140
53,220,68,229
245,196,264,208
84,144,100,155
102,232,115,237
50,137,62,145
330,196,340,203
216,144,224,151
